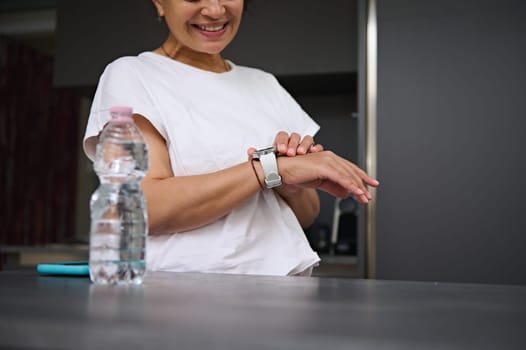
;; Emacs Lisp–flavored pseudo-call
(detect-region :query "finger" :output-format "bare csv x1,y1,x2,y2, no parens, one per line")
348,182,366,198
354,169,380,187
341,163,369,196
309,143,324,153
287,132,301,156
331,155,374,197
355,184,374,201
317,180,353,199
297,135,314,155
274,131,290,155
357,181,374,201
359,193,370,204
338,161,378,196
365,177,380,187
353,195,368,204
313,153,375,202
328,164,366,198
318,177,365,200
247,147,256,160
349,163,380,187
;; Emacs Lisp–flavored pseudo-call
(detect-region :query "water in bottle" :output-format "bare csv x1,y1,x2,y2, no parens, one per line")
89,106,149,285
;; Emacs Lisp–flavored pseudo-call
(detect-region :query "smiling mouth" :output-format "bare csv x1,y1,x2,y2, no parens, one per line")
192,23,227,32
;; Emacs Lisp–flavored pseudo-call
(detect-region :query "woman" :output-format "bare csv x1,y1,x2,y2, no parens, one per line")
83,0,379,276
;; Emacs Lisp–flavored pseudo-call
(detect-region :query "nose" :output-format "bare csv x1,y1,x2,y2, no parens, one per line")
201,0,226,18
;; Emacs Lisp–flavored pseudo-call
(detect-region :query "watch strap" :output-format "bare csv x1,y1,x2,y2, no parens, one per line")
259,151,282,188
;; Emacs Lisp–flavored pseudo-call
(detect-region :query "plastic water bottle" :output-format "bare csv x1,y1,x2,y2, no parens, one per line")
89,106,149,285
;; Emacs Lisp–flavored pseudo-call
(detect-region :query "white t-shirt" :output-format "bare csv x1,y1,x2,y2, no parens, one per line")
84,52,320,276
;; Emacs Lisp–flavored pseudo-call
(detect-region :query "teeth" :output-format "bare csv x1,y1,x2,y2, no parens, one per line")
196,24,225,32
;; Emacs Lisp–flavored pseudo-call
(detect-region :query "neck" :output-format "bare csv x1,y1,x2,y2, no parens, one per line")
159,42,229,73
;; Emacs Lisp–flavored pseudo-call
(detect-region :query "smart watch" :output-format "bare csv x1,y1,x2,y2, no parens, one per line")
252,146,282,189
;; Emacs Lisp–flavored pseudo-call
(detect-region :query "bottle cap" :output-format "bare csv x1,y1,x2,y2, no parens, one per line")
109,106,133,124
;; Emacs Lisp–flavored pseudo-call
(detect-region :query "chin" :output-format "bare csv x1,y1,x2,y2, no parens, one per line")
200,43,230,55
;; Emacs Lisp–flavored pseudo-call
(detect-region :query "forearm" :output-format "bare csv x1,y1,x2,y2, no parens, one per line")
276,188,320,229
143,161,260,235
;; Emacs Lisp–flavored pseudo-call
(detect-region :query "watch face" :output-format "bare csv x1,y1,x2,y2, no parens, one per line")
253,146,276,158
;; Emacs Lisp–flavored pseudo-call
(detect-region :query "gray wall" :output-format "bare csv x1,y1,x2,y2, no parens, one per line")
375,0,526,285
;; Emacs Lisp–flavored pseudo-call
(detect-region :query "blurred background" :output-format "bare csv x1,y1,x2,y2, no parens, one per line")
1,0,525,284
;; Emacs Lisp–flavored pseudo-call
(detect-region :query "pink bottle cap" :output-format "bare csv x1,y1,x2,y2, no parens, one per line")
109,106,133,124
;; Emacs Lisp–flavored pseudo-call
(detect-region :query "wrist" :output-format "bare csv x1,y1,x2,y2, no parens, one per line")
275,155,289,182
273,157,303,196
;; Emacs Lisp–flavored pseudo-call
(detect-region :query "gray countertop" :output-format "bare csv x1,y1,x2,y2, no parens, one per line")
1,270,525,349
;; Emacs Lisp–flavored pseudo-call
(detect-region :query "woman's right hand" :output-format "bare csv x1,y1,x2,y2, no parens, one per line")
246,131,323,161
273,131,323,156
277,151,379,203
